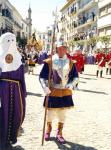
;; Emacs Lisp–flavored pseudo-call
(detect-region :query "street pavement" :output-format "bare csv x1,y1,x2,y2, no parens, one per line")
14,64,111,150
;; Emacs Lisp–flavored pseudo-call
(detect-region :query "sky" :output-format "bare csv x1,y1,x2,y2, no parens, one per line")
9,0,66,32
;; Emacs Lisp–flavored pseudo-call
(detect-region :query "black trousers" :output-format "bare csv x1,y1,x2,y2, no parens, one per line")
0,108,2,150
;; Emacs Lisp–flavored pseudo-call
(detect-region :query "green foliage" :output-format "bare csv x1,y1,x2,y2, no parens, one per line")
87,37,96,46
68,35,111,47
99,36,110,44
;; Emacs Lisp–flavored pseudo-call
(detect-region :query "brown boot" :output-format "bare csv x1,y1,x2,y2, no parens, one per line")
45,122,52,141
56,122,65,144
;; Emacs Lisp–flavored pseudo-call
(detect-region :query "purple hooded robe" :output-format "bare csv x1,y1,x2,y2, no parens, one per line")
0,65,26,146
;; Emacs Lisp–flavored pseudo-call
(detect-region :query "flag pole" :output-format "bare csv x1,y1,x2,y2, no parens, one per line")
41,11,57,146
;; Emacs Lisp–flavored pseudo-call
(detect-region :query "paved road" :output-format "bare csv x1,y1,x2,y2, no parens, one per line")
14,64,111,150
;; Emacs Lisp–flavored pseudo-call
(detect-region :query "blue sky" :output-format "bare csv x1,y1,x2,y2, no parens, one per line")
9,0,66,31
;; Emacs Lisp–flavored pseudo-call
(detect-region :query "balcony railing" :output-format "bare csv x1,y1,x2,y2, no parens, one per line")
71,29,97,41
14,21,22,29
77,18,97,30
78,12,96,26
77,0,97,14
2,8,13,20
79,0,92,9
66,12,96,30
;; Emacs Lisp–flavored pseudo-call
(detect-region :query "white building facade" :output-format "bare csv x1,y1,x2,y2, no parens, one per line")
36,31,47,50
60,0,98,51
0,0,30,40
98,0,111,36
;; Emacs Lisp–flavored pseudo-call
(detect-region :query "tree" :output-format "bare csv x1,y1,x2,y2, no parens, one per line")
100,36,110,46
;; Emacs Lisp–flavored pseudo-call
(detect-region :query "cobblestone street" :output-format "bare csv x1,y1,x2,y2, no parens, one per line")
14,64,111,150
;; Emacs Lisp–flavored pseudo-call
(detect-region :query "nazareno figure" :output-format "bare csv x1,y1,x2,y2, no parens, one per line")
0,32,26,150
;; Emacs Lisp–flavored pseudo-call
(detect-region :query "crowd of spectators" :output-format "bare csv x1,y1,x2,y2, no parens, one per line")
73,29,96,41
78,12,95,26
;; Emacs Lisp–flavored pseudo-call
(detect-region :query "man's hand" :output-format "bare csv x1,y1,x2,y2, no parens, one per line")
65,83,73,89
73,78,79,86
43,87,51,95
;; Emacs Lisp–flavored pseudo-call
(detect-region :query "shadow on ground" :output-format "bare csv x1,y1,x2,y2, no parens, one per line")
12,146,25,150
102,77,111,79
80,76,97,80
27,92,43,97
79,81,87,83
82,73,96,77
50,137,97,150
79,89,108,95
81,73,111,80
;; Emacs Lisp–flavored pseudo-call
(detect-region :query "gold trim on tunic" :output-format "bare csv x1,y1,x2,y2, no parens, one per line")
49,88,72,97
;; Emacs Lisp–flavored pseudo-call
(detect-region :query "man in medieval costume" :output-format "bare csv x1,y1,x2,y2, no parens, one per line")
106,49,111,75
95,49,106,78
39,40,78,144
0,32,26,150
67,48,84,90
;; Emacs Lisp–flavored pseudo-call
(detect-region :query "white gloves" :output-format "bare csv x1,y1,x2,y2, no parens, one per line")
73,78,79,86
43,86,51,95
65,83,73,89
65,78,79,90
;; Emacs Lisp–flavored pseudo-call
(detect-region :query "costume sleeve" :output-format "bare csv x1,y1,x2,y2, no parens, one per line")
65,64,78,89
68,64,78,83
39,62,49,89
39,63,49,80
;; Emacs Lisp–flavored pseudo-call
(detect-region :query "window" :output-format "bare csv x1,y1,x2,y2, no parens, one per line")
67,8,69,15
99,6,106,16
0,4,2,12
22,23,24,29
99,29,105,36
43,35,45,39
108,3,111,13
39,35,41,39
105,27,111,35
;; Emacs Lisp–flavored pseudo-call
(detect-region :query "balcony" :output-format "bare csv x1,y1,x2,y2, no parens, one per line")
72,29,97,42
77,0,97,14
68,7,77,17
76,12,97,29
77,18,97,30
14,21,22,29
2,8,13,20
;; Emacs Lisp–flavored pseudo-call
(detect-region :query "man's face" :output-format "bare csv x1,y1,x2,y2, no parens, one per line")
57,46,67,58
5,54,13,64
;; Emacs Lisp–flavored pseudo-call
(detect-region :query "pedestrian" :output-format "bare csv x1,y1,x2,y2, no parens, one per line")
92,12,95,21
106,49,111,75
39,40,78,144
95,49,106,78
27,47,36,74
0,32,26,150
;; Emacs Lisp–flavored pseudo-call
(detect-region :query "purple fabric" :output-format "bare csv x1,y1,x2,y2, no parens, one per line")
38,52,48,64
0,65,26,145
52,70,61,84
86,56,95,64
